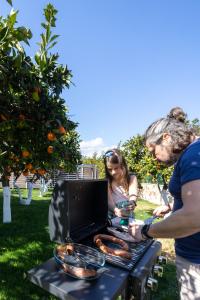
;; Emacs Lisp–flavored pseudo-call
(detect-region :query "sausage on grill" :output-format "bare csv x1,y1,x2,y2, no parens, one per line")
94,234,132,259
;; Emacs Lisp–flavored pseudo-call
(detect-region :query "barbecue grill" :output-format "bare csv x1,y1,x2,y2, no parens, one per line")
28,179,164,300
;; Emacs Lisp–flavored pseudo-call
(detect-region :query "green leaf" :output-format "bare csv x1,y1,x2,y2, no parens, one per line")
47,41,57,51
41,22,47,30
44,4,57,27
34,52,41,65
0,151,7,157
46,25,51,42
15,42,24,53
0,26,9,41
13,54,22,68
32,91,40,102
8,9,18,27
6,0,12,6
41,33,46,47
15,27,32,42
49,34,59,43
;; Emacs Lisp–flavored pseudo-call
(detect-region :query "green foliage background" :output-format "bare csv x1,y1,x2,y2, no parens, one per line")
83,120,200,186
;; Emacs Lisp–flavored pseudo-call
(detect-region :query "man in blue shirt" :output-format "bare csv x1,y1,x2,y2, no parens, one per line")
129,107,200,300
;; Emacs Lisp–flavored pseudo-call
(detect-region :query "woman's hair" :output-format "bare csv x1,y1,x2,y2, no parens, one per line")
144,107,193,153
103,148,130,191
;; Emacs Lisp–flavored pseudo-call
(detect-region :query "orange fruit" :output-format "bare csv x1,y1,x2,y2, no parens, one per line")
58,126,66,134
0,114,7,121
23,170,29,176
47,132,56,141
22,150,30,158
25,163,33,170
47,146,54,154
37,169,46,176
19,114,25,120
5,166,12,172
34,87,41,94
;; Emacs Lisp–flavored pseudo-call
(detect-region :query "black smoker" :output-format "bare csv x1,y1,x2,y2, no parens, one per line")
28,179,165,300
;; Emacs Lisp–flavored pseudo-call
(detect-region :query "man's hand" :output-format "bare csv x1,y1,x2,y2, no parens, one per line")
153,205,171,217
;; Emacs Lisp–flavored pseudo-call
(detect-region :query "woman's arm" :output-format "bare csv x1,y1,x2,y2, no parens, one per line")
128,175,138,201
107,186,116,213
108,185,133,217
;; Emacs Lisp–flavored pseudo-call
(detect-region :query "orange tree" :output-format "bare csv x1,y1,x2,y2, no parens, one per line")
0,1,81,187
188,118,200,136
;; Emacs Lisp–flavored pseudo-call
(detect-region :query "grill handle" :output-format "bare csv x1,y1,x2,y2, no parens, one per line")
157,255,167,265
147,277,158,291
153,265,163,277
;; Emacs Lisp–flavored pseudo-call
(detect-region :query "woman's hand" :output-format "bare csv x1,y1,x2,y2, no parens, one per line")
153,205,171,217
114,202,135,217
114,207,130,217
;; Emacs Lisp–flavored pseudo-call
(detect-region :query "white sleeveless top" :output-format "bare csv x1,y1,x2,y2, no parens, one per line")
111,185,129,205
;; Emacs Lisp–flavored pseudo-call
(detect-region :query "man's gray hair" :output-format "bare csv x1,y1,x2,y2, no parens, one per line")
144,117,193,153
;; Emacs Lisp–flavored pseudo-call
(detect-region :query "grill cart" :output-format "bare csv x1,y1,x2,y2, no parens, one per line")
28,180,164,300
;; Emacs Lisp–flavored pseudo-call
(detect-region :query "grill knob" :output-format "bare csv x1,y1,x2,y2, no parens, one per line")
157,255,167,265
153,265,163,277
147,277,158,291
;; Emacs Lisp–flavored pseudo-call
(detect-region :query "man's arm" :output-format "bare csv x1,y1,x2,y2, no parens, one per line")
129,179,200,240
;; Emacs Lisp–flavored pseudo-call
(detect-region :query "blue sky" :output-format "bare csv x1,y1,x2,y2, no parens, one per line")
2,0,200,156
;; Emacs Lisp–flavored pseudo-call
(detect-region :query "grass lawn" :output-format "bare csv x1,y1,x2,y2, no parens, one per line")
0,188,178,300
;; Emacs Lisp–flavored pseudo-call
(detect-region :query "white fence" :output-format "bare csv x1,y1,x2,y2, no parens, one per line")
0,164,99,189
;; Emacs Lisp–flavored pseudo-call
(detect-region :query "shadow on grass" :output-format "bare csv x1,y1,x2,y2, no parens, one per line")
0,191,58,299
0,192,179,300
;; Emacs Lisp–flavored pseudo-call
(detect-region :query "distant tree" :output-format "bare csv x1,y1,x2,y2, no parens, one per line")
0,2,81,222
189,118,200,136
122,135,173,187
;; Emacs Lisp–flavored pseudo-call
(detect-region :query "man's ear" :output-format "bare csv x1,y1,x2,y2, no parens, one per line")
162,133,171,141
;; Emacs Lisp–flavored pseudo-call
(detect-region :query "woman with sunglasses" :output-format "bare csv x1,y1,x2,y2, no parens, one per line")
128,107,200,300
103,148,138,219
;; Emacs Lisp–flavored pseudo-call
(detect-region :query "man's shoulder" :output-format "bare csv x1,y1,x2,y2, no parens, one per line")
180,139,200,162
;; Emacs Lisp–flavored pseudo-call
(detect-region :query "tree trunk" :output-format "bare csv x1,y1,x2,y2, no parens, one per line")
3,186,11,223
14,180,33,205
39,177,51,197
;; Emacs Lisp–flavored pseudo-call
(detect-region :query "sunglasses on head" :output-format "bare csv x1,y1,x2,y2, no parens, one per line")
104,151,115,158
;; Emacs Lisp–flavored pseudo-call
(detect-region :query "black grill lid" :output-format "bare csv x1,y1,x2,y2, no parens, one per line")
49,180,108,243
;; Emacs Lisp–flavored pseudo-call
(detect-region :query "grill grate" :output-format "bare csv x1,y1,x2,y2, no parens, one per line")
102,239,154,270
82,235,154,271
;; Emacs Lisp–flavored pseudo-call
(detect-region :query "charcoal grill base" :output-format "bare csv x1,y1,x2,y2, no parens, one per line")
27,240,161,300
